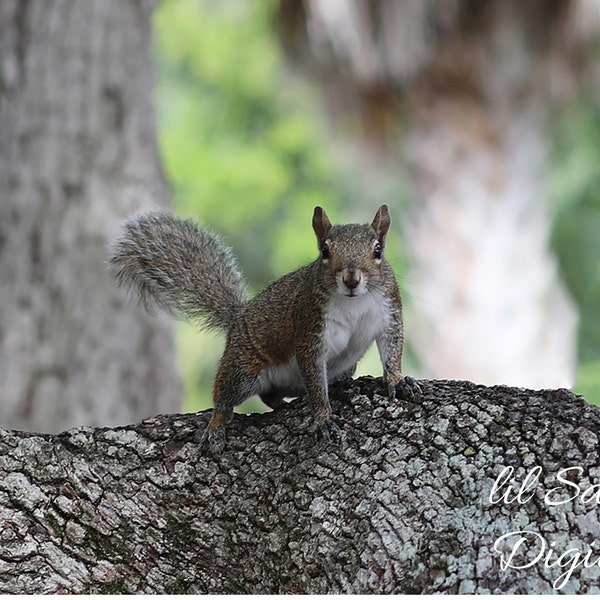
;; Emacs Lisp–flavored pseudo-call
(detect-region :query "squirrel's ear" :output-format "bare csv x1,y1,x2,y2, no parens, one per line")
371,204,391,246
312,206,332,242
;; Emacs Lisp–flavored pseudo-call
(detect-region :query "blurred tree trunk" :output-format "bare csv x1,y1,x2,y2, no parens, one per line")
0,377,597,593
277,0,595,388
0,0,181,432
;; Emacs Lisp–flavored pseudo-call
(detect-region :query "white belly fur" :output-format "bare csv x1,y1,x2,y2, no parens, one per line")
258,290,390,396
323,290,390,378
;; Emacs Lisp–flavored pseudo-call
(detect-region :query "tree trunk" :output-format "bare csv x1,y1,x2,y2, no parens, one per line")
0,0,181,432
0,376,597,594
404,101,578,388
277,0,587,388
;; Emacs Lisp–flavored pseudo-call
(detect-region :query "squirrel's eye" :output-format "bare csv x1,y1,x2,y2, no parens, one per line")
320,243,330,260
373,242,382,260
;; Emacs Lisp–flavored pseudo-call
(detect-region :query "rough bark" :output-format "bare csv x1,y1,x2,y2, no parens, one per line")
0,376,598,594
277,0,593,388
0,0,181,432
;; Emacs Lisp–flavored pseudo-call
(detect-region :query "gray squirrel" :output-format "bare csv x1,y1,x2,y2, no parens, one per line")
109,205,421,453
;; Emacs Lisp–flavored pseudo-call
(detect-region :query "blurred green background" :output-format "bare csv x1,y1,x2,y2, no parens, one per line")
549,104,600,403
154,0,600,410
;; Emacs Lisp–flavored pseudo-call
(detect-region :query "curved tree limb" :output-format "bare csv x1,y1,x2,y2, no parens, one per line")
0,377,598,593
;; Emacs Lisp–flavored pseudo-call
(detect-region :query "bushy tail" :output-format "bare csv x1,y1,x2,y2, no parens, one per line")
109,211,247,332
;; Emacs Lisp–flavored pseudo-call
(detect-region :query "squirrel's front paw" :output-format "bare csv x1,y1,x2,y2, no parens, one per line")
395,376,422,401
314,414,343,442
198,427,226,455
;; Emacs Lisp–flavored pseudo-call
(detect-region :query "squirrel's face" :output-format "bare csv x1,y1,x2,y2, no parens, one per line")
312,205,391,298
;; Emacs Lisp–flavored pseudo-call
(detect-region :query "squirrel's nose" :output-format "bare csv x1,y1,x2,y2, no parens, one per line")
343,269,361,290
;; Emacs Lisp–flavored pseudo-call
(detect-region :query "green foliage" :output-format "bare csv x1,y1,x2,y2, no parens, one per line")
549,102,600,370
574,360,600,406
154,0,343,290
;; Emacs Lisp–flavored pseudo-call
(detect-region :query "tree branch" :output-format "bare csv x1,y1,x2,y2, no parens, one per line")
0,377,597,593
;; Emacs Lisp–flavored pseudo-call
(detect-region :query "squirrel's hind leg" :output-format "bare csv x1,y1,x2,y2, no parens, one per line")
199,353,260,454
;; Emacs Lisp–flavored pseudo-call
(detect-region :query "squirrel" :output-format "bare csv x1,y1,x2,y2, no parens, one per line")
109,205,421,454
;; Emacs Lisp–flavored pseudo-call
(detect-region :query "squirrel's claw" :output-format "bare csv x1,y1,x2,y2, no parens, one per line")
314,414,343,442
198,427,226,455
395,376,422,401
